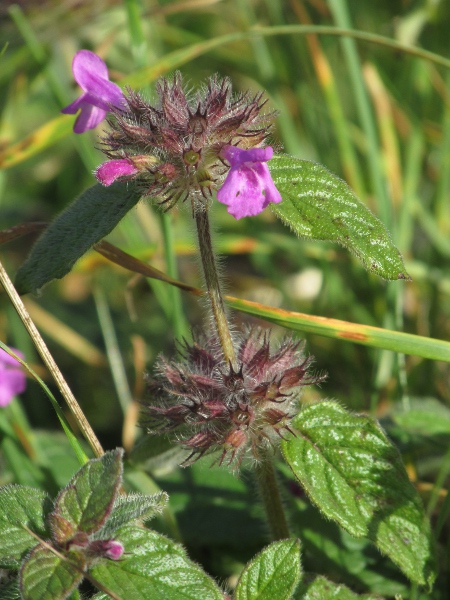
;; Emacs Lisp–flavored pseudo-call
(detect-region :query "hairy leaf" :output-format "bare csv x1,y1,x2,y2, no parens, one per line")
294,574,384,599
15,182,141,295
0,485,50,567
95,491,168,538
48,449,123,544
90,526,224,600
19,544,85,600
282,401,436,587
234,539,301,600
270,156,408,280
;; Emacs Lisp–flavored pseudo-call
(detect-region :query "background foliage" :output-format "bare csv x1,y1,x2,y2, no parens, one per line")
1,0,450,598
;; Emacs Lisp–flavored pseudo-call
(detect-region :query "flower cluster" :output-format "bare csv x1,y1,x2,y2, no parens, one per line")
62,51,282,219
0,347,26,407
142,329,323,467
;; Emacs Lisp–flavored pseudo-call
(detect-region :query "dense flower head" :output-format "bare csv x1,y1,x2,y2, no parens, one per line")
142,329,324,467
96,72,280,216
0,347,26,407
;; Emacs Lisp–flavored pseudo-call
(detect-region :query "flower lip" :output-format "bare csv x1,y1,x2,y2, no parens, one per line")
0,347,26,408
95,158,139,186
221,145,273,166
217,145,282,219
62,50,125,134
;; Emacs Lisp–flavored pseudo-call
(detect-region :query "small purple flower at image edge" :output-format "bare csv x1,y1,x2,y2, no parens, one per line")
0,347,26,407
61,49,124,134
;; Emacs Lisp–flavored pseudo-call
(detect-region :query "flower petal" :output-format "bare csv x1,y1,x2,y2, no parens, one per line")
72,50,109,88
217,147,282,219
73,103,107,134
96,159,139,186
62,50,125,133
222,145,273,167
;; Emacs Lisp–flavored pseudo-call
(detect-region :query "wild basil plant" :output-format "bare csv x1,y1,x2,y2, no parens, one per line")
0,50,436,600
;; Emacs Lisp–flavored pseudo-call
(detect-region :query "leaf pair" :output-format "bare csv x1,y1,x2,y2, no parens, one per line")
0,449,169,600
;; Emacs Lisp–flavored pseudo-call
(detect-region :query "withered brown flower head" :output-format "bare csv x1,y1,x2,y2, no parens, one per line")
142,329,324,468
97,73,276,211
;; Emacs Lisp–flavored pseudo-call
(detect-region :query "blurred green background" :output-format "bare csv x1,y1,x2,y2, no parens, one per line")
1,1,450,597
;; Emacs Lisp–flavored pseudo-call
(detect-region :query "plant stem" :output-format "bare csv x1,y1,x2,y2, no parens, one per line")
194,208,237,368
255,452,291,540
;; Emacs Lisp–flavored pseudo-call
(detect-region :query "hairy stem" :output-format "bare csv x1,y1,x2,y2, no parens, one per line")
255,453,291,541
195,209,237,368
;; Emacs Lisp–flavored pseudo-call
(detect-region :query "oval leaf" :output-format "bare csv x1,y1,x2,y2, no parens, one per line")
15,182,142,295
270,156,408,280
0,485,50,568
19,544,85,600
90,526,224,600
48,449,123,544
281,401,436,588
235,539,301,600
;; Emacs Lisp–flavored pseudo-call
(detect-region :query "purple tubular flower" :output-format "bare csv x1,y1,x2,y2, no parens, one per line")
61,50,125,134
0,348,26,407
96,159,138,186
217,145,282,219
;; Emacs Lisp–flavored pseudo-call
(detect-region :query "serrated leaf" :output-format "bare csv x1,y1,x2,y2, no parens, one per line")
15,182,141,295
294,574,384,599
269,156,408,280
235,539,301,600
19,544,85,600
95,491,168,538
90,526,224,600
0,485,50,567
281,401,436,588
48,449,123,544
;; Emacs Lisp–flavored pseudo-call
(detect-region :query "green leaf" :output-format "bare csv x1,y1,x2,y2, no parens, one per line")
281,401,436,588
294,574,384,599
234,539,301,600
90,526,224,600
95,491,168,538
15,182,142,295
0,485,50,568
48,449,123,544
270,156,408,280
19,544,85,600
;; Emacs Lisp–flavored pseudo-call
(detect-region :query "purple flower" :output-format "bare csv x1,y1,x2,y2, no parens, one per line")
62,50,125,134
87,539,124,561
96,159,138,186
0,347,26,407
217,146,282,219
